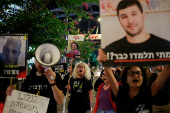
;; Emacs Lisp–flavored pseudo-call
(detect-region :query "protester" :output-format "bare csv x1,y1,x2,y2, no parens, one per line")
94,70,104,93
0,79,10,113
150,65,170,113
62,64,74,113
66,62,93,113
147,68,151,76
97,49,170,113
93,70,117,113
6,60,64,113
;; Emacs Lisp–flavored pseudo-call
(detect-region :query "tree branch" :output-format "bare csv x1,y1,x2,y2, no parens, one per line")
37,2,49,12
31,0,37,11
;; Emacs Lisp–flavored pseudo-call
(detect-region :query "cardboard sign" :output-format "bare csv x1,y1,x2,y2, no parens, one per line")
100,0,170,66
0,35,27,78
3,90,50,113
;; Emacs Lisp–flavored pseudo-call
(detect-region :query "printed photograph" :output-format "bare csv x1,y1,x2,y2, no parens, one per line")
100,0,170,66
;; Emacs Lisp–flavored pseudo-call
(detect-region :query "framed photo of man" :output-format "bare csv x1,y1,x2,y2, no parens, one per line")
65,35,84,59
100,0,170,66
0,34,27,78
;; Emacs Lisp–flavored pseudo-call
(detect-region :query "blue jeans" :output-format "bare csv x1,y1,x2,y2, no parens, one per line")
97,109,116,113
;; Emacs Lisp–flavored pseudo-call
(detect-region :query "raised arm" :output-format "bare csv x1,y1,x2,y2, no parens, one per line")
104,67,119,97
46,69,64,104
97,49,119,97
151,65,170,97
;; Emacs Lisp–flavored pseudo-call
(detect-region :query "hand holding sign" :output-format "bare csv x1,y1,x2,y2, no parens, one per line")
6,86,14,96
97,49,108,63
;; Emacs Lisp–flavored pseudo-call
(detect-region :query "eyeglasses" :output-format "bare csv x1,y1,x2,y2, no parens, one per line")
127,71,142,77
77,65,85,68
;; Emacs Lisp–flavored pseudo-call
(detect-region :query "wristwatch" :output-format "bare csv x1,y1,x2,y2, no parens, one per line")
50,81,56,86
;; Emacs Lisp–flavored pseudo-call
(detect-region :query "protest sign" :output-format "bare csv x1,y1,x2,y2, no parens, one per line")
3,90,50,113
65,35,84,59
100,0,170,66
53,63,67,74
0,34,27,78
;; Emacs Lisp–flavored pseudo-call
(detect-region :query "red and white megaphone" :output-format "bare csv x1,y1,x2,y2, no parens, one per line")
35,43,61,80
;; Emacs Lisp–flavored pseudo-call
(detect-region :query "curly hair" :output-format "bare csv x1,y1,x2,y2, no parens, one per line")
72,62,91,80
120,66,150,92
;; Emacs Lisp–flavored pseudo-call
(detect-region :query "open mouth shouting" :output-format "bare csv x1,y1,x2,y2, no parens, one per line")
132,79,139,83
78,70,84,75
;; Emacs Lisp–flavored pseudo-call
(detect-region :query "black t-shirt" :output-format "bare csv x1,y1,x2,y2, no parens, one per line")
21,73,64,113
111,86,152,113
68,77,93,113
104,34,170,66
150,73,170,105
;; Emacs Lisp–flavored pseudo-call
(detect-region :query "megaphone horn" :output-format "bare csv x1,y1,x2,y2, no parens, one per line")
35,43,61,79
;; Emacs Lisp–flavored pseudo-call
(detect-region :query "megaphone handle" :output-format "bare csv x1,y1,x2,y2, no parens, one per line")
10,78,13,86
41,65,51,72
44,67,51,72
43,67,54,80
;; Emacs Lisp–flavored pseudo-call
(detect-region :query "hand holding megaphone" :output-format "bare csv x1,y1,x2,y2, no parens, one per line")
35,43,61,80
45,69,56,84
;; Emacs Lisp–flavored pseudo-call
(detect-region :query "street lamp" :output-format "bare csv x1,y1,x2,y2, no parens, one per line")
98,18,100,22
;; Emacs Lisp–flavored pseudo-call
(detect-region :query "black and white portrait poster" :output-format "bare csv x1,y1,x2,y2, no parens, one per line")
65,35,84,59
0,35,27,78
100,0,170,66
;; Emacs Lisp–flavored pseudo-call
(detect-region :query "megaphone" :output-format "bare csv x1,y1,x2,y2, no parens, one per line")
35,43,61,79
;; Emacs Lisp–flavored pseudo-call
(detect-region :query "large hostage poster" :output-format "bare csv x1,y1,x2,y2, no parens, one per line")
100,0,170,66
0,35,27,78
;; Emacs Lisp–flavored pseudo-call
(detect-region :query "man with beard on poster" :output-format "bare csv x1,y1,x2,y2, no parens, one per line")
104,0,170,66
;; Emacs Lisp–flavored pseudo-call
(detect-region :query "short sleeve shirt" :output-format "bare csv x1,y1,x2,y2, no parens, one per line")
69,77,93,107
111,86,152,113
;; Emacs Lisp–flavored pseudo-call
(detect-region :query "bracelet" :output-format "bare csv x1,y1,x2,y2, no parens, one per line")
50,81,56,86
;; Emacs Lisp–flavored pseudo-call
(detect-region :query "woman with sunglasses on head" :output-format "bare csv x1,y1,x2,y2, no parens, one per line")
97,49,170,113
66,62,93,113
93,70,117,113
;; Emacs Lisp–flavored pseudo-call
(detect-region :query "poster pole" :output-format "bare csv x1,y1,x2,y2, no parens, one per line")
10,78,13,86
65,57,74,113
